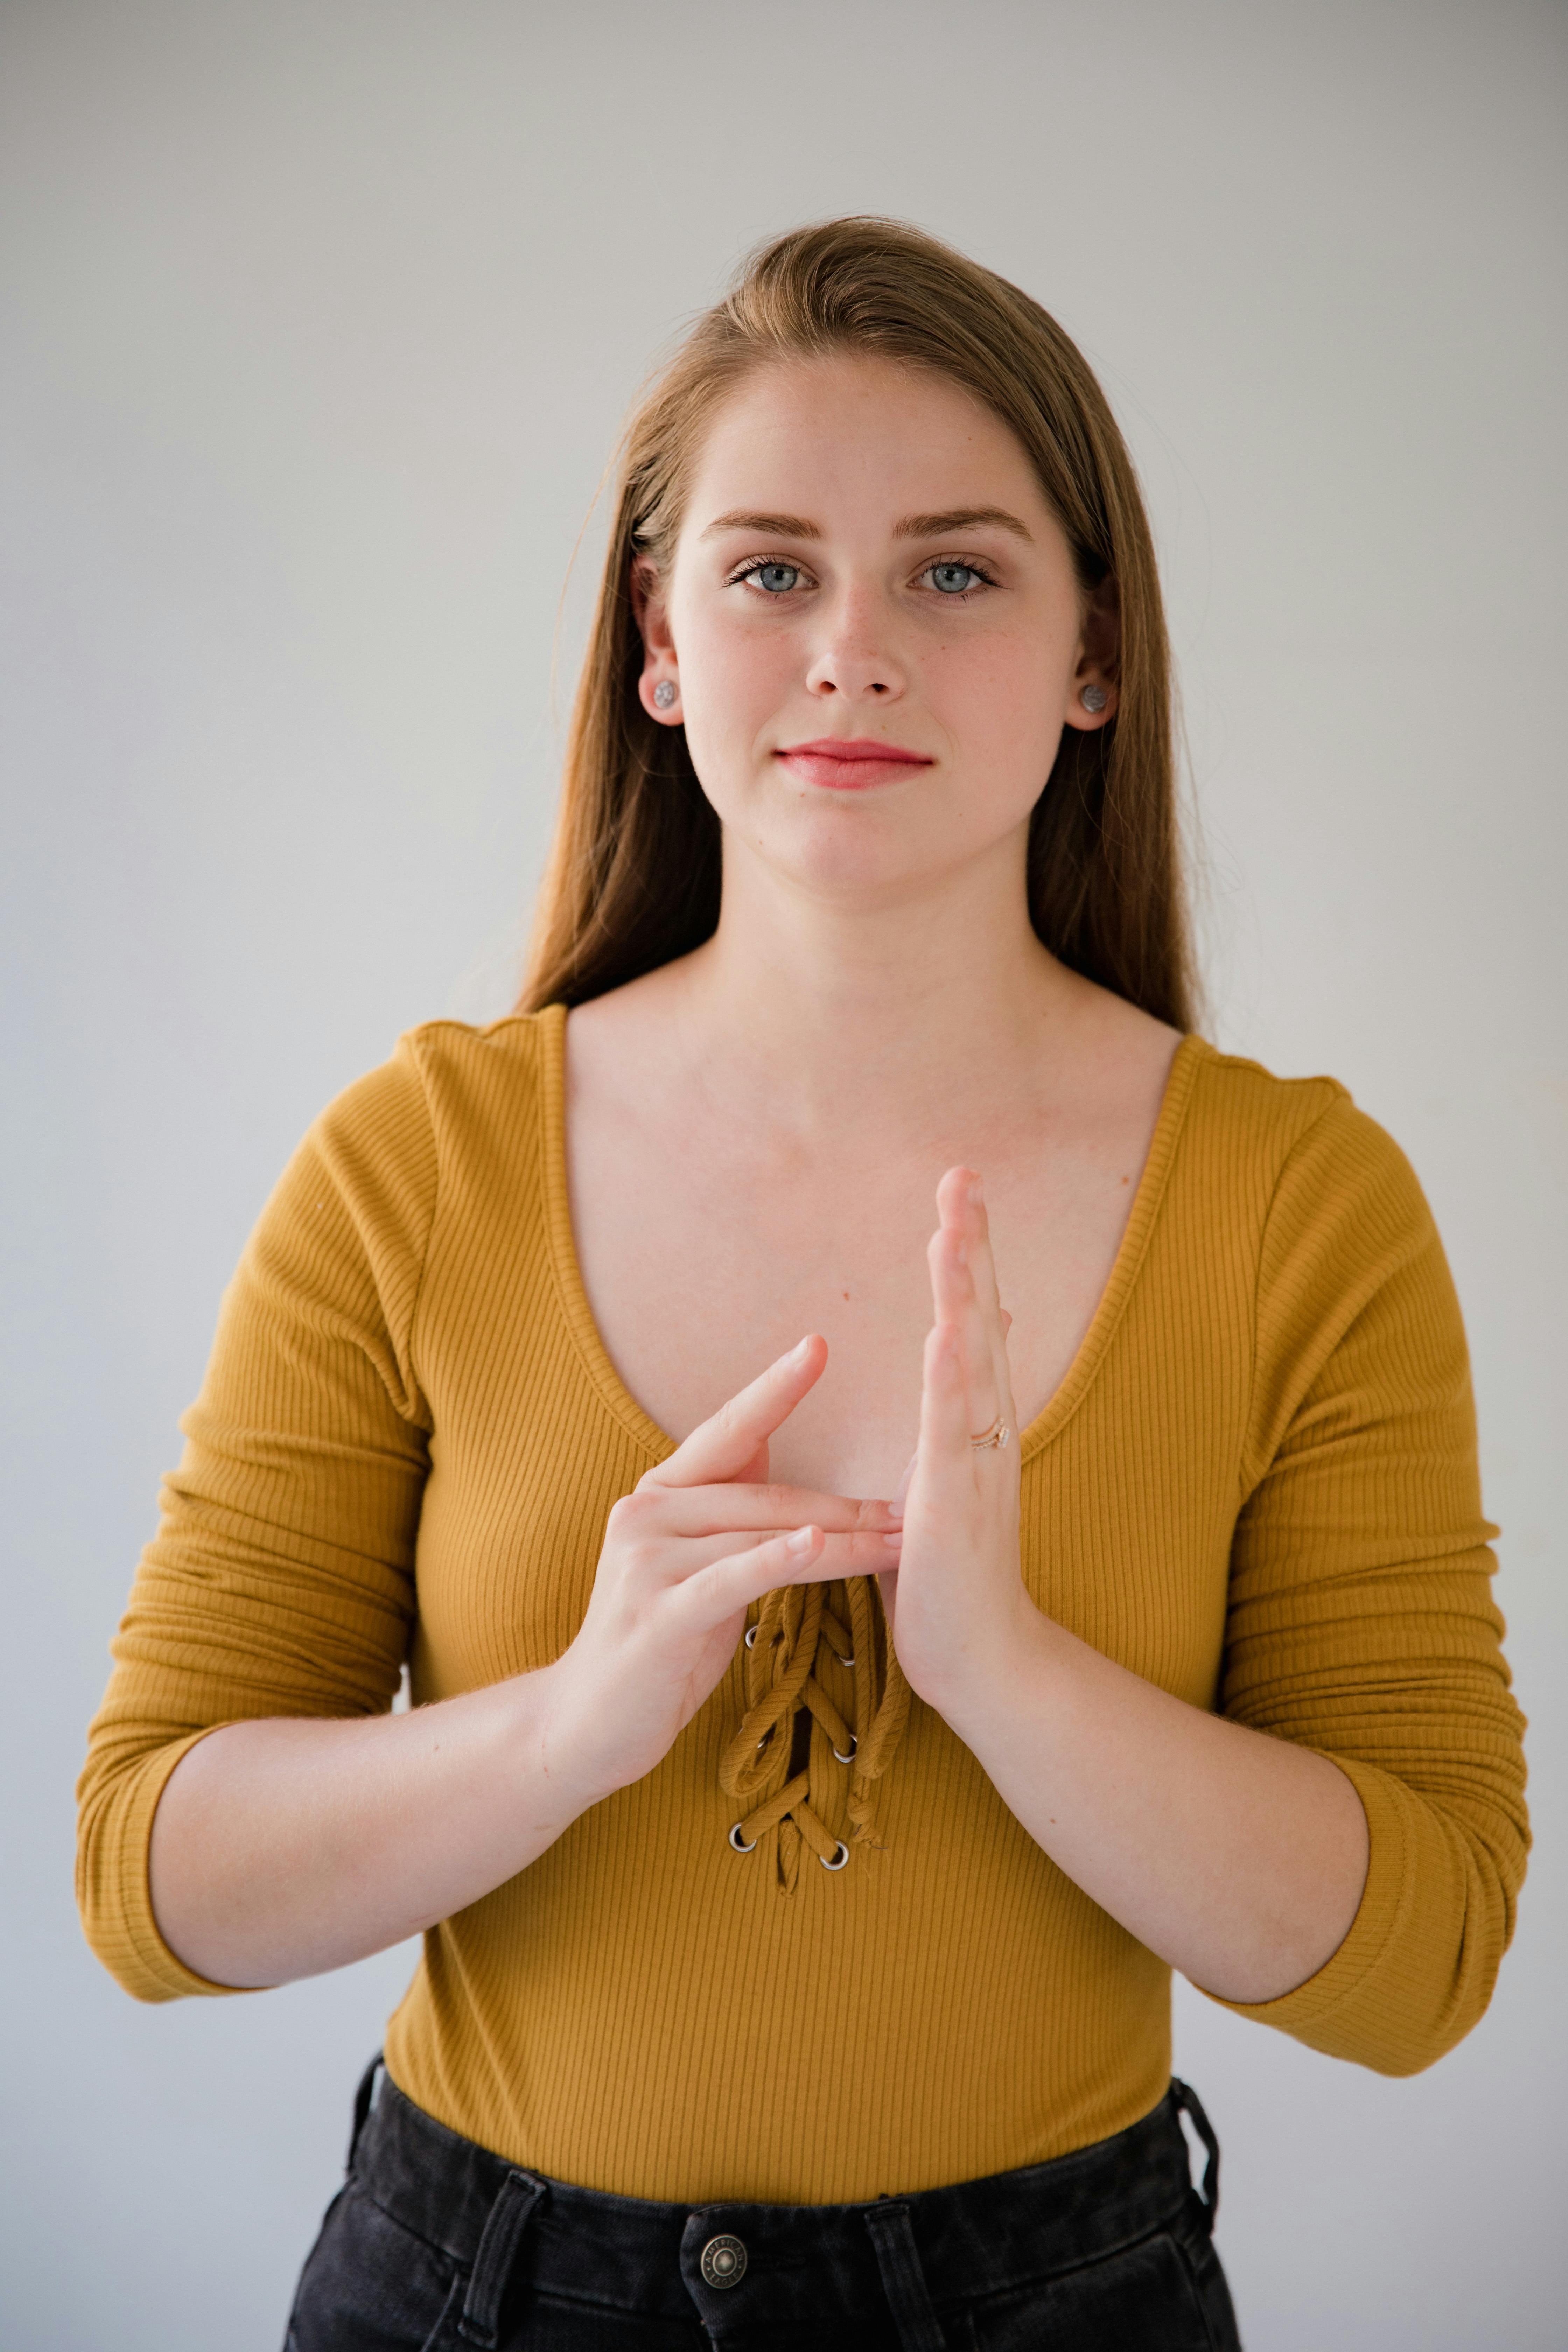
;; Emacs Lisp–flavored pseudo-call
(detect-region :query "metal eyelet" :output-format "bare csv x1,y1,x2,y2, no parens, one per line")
832,1735,858,1764
729,1823,757,1854
744,1625,758,1648
819,1841,850,1871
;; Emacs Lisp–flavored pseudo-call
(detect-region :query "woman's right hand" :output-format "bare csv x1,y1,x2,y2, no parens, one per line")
147,1333,897,1989
537,1333,903,1812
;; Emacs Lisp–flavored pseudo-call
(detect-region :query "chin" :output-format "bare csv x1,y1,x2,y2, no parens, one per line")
757,809,960,903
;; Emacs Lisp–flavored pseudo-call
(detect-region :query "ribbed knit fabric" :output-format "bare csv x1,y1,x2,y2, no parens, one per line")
76,1008,1529,2202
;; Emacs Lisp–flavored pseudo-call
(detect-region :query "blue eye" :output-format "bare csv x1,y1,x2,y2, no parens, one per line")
748,562,801,594
929,562,982,595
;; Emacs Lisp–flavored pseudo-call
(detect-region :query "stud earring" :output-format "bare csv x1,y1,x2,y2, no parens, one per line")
653,680,678,710
1081,684,1108,713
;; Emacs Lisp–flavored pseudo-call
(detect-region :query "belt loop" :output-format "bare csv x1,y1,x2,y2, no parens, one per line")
863,2199,946,2352
346,2054,384,2172
1171,2078,1221,2227
458,2169,547,2347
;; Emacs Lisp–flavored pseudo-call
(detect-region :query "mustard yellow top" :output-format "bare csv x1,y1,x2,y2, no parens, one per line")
76,1009,1530,2202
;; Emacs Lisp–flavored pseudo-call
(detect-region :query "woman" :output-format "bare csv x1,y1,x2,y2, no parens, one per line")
78,219,1528,2348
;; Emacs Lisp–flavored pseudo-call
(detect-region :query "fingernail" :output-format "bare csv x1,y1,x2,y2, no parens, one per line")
885,1502,904,1526
968,1177,984,1207
882,1531,903,1552
786,1525,816,1556
789,1336,811,1364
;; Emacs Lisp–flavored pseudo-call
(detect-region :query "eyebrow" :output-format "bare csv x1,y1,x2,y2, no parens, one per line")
698,504,1034,545
895,506,1034,544
700,510,823,540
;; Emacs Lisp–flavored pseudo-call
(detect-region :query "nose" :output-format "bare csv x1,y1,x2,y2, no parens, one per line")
803,587,906,702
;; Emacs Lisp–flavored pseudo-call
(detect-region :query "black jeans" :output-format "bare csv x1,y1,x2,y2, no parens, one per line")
285,2061,1241,2350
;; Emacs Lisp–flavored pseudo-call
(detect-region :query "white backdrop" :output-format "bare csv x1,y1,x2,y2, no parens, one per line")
2,5,1564,2345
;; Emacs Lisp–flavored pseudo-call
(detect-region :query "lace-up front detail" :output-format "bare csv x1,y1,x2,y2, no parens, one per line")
719,1577,910,1892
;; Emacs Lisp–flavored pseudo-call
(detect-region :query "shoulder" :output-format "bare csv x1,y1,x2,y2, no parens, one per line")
1179,1048,1459,1400
1180,1042,1422,1221
312,1008,559,1160
1183,1040,1347,1163
257,1009,561,1279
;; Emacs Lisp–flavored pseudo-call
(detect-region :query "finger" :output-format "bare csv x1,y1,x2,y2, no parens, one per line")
912,1321,977,1516
653,1524,902,1586
672,1524,879,1637
644,1336,826,1490
968,1184,1016,1412
927,1217,1001,1439
935,1168,1017,1429
640,1485,903,1538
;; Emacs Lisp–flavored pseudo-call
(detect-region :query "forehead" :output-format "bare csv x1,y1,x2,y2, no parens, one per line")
680,354,1052,534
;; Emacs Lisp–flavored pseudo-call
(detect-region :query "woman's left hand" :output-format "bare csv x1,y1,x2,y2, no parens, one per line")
880,1168,1035,1719
881,1171,1371,2009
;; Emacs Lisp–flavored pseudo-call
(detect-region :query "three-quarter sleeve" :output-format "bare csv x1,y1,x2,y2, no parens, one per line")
76,1038,440,2002
1215,1093,1529,2070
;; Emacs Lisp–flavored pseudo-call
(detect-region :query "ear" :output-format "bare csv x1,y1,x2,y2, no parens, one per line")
631,554,684,726
1063,572,1120,731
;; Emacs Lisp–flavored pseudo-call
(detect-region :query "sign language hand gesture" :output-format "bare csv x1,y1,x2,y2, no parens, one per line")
541,1338,903,1814
880,1169,1032,1718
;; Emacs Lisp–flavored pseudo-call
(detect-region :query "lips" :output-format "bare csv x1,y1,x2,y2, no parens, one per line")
774,738,935,790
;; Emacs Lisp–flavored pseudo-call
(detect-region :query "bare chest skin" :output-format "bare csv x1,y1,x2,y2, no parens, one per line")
565,994,1180,1500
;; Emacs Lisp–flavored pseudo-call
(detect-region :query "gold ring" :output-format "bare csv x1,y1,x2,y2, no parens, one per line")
968,1413,1010,1451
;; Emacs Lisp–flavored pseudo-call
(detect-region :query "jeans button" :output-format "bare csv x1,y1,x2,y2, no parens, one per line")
700,2233,748,2289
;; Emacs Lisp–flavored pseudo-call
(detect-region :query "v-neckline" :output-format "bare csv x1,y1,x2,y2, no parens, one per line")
535,1000,1208,1474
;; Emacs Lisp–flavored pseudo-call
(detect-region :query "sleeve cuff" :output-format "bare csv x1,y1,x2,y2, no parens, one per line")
1200,1751,1467,2074
82,1727,258,2003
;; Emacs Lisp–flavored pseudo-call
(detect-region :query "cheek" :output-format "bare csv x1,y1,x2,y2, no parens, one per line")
700,622,797,703
678,613,802,776
929,629,1069,787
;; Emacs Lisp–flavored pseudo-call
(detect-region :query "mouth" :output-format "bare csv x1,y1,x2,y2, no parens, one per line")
774,737,936,791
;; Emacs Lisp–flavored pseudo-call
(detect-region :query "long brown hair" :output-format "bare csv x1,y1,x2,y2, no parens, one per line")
521,217,1194,1030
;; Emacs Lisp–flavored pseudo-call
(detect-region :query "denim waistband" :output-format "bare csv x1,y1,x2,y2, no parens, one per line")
346,2063,1218,2347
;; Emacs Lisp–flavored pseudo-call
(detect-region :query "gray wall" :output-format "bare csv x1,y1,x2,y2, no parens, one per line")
3,4,1563,2344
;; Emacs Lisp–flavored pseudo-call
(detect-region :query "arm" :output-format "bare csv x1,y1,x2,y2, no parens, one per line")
886,1169,1366,2004
886,1141,1527,2037
147,1338,901,1989
78,1039,899,1997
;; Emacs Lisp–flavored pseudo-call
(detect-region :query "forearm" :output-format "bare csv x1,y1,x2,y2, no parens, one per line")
147,1664,582,1989
944,1602,1370,2004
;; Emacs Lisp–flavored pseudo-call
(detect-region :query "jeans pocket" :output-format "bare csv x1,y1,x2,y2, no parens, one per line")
968,2229,1222,2352
284,2181,462,2352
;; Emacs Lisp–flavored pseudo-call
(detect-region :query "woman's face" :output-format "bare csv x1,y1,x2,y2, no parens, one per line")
638,353,1117,907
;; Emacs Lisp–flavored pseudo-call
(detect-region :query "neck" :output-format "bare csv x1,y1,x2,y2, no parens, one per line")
666,827,1077,1136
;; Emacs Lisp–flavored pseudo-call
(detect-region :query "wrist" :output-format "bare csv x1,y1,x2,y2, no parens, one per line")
491,1658,597,1836
923,1589,1057,1751
524,1655,617,1825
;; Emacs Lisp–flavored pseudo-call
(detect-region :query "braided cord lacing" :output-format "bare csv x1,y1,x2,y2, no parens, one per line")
718,1577,911,1892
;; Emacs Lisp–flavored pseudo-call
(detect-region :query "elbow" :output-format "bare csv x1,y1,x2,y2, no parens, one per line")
75,1734,241,2005
1217,1772,1528,2078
